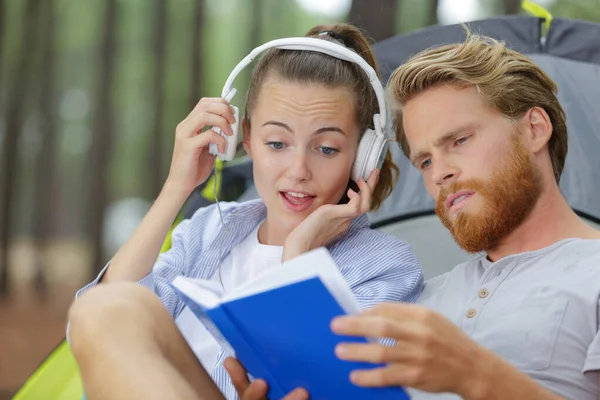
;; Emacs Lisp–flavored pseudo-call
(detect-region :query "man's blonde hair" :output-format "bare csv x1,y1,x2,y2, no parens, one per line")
388,28,567,183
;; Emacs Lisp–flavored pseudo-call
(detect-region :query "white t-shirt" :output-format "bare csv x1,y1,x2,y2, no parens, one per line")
174,222,283,370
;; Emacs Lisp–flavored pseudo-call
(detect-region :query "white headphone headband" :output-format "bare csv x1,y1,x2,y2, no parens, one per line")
221,37,388,137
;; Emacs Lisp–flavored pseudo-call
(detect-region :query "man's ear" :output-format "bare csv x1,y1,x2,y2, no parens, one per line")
522,106,552,154
242,117,252,158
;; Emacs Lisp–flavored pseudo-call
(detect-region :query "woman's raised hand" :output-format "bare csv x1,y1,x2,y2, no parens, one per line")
165,97,237,196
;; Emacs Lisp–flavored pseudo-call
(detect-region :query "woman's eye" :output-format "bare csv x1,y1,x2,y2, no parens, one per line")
421,158,432,170
318,146,339,156
266,141,285,150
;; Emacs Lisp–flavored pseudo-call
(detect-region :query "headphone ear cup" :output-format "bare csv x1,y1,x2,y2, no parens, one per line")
352,129,386,182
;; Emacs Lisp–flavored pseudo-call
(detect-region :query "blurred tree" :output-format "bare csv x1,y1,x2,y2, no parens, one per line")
427,0,440,25
348,0,399,41
0,0,40,296
397,0,430,34
250,0,263,48
504,0,522,14
148,0,168,199
31,0,59,295
549,0,600,22
87,0,118,276
239,0,263,111
189,0,204,110
0,0,3,96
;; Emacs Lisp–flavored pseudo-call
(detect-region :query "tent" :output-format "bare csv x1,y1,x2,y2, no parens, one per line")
13,13,600,399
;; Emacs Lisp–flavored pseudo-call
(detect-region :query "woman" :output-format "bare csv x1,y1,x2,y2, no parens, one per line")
69,23,423,400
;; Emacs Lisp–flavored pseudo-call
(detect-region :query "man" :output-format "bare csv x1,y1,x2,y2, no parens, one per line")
227,31,600,399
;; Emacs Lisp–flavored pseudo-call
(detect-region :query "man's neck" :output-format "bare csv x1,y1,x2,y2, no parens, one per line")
487,184,600,262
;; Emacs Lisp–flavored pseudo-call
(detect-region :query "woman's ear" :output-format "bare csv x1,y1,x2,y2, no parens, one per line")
242,117,252,159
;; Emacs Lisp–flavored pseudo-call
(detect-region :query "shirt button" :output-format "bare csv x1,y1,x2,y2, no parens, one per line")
478,289,489,298
466,309,477,318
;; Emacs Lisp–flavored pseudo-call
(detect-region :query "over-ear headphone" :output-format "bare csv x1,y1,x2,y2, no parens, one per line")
208,36,390,183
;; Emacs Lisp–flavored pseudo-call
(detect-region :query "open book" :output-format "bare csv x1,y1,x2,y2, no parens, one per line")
170,247,410,400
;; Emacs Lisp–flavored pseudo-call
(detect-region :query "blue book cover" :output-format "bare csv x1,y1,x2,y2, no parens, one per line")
171,248,410,400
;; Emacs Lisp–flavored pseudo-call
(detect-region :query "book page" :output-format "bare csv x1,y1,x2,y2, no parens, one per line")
170,277,225,309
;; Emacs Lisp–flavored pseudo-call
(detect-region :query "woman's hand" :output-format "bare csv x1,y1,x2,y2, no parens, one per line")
282,169,379,262
165,97,237,197
224,357,309,400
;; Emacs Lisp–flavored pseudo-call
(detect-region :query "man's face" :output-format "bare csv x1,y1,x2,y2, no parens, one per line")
403,85,543,253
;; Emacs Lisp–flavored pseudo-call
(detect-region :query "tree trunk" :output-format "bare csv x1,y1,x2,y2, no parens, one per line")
0,0,4,96
427,0,440,26
504,0,521,14
0,0,40,296
189,0,204,110
148,0,167,199
249,0,262,49
87,0,117,277
32,0,59,295
348,0,398,42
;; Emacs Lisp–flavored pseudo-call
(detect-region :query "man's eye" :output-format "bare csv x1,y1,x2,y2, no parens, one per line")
266,141,285,150
318,146,338,156
455,136,469,146
421,158,432,170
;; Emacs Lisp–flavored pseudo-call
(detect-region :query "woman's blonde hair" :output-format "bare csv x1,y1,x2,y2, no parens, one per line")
389,28,567,183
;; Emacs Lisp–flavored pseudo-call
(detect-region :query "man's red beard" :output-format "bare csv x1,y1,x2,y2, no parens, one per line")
435,136,544,253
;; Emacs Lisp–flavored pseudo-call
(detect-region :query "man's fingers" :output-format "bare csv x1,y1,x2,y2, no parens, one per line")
331,315,407,340
224,357,251,395
335,342,418,364
349,365,409,388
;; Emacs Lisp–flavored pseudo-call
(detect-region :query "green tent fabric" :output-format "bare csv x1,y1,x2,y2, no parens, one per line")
12,340,84,400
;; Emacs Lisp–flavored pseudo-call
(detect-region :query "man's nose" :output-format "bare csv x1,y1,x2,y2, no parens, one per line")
432,158,459,187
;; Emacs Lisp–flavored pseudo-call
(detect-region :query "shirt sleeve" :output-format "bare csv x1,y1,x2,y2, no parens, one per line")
331,228,424,311
584,296,600,373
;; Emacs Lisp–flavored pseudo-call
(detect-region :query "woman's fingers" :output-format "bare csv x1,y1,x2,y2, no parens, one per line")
190,129,228,154
177,98,237,139
177,111,233,139
191,97,237,123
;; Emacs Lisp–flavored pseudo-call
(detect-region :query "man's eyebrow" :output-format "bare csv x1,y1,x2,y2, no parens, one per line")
409,124,476,166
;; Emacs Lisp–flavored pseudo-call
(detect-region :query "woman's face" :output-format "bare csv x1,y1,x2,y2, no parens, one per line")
244,77,361,243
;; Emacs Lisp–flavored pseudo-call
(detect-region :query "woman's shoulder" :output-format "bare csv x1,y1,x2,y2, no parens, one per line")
335,216,415,255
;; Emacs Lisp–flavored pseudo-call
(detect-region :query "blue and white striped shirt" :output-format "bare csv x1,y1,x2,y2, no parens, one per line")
76,199,423,399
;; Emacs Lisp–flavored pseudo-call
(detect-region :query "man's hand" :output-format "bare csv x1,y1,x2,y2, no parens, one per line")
330,303,491,399
224,357,309,400
282,169,379,262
